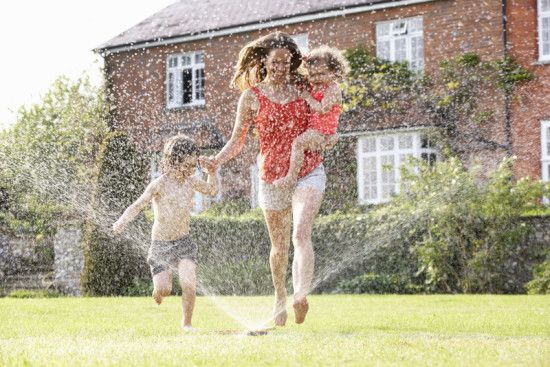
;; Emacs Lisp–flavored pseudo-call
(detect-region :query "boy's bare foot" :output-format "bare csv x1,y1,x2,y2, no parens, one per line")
273,298,288,326
293,298,309,324
152,289,163,305
182,325,195,332
272,176,296,188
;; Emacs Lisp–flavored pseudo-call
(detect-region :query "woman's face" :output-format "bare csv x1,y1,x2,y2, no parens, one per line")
265,48,293,83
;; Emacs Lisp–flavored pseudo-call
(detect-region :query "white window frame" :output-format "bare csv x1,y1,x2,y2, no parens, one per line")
166,51,205,109
542,121,550,185
357,130,438,205
292,33,309,54
539,0,550,62
376,17,424,71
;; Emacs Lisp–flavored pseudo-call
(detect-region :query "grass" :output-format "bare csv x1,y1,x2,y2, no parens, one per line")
0,295,549,366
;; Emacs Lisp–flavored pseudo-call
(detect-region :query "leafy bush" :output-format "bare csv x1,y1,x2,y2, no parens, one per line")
81,131,149,296
525,255,550,295
374,157,548,294
334,273,421,294
7,289,62,298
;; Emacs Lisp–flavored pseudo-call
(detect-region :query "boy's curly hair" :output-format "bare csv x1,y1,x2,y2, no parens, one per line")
304,46,350,80
161,134,200,172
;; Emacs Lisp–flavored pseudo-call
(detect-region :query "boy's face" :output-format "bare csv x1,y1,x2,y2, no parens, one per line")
307,63,333,85
177,155,198,177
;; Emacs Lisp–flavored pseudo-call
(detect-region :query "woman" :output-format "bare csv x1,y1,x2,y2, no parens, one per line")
208,32,335,326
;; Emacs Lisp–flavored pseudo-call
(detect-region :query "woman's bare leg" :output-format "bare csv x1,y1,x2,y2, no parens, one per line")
291,185,323,323
152,270,172,305
263,207,292,326
273,130,328,188
177,259,196,329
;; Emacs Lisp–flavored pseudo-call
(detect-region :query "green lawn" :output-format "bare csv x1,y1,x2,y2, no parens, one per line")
1,295,549,366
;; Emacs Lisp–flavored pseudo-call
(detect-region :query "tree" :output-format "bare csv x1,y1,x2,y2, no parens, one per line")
0,75,108,236
80,131,149,296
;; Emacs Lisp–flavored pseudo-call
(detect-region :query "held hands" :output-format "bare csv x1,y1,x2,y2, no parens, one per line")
199,156,219,173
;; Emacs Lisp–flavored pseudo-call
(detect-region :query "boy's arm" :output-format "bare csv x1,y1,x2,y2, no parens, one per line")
112,180,158,234
301,83,342,114
189,171,219,197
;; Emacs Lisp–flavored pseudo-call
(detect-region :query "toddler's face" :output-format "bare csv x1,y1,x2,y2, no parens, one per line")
306,62,333,85
177,155,198,177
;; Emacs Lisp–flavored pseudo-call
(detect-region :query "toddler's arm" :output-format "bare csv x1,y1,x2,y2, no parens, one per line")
293,129,334,152
112,180,158,234
301,83,342,114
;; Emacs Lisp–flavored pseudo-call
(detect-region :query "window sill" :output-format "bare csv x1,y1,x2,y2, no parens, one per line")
165,103,206,112
532,59,550,66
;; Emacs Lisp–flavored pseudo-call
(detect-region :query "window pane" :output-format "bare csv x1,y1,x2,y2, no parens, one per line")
195,68,205,100
182,69,193,104
542,0,550,12
411,36,424,70
394,38,407,62
376,23,390,37
168,72,174,101
182,55,191,66
391,21,407,35
362,137,376,153
195,52,204,64
408,18,423,33
420,134,430,148
398,135,413,149
380,136,394,151
377,40,391,61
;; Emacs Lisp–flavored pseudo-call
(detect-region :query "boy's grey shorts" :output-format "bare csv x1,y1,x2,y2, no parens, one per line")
258,164,327,211
147,236,198,275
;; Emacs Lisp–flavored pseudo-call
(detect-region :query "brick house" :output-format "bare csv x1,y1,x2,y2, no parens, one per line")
96,0,550,210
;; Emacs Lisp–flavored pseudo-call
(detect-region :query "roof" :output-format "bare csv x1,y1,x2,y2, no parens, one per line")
97,0,410,51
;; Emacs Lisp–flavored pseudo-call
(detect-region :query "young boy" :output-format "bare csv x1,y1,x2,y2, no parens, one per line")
112,134,218,330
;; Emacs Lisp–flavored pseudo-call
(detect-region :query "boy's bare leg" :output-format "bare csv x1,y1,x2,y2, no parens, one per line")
263,208,292,326
291,185,323,324
152,270,172,305
178,259,197,329
273,130,329,188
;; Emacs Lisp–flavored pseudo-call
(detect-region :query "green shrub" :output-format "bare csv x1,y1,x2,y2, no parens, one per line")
378,157,548,294
81,131,149,296
7,289,62,298
525,255,550,295
334,273,421,294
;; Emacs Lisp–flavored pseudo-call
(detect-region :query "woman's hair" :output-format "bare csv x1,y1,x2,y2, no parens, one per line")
231,31,304,90
161,134,200,171
304,46,351,80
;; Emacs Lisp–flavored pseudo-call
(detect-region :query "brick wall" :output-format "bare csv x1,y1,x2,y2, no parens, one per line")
506,0,550,180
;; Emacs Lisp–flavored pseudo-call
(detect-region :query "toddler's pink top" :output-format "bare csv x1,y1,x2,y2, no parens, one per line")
308,82,342,135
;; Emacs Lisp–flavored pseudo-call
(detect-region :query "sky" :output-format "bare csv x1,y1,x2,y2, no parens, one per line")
0,0,176,129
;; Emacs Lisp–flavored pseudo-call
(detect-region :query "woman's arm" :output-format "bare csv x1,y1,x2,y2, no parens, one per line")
301,83,342,114
112,180,158,234
213,89,257,167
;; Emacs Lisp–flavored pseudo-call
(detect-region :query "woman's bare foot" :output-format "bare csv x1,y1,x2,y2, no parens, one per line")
272,175,296,188
293,298,309,324
273,298,288,326
152,289,163,305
